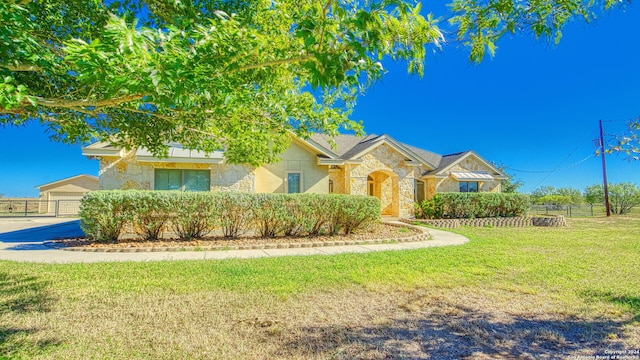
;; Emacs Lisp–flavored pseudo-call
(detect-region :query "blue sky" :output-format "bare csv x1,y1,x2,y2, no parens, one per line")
1,3,639,197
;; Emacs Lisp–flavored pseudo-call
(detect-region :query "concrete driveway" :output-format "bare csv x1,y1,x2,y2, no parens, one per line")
0,217,469,264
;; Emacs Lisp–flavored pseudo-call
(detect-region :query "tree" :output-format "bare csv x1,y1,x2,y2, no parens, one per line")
584,183,640,214
584,184,604,205
608,118,640,161
531,186,583,205
491,162,523,193
0,0,622,165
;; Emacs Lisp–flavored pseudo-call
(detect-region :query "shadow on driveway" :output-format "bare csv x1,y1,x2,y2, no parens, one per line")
0,220,84,249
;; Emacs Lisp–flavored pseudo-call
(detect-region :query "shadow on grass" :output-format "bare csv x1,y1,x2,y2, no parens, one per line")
583,290,640,323
0,272,60,357
275,303,635,359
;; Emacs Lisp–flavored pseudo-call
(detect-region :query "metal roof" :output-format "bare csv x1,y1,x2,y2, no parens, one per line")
451,172,495,181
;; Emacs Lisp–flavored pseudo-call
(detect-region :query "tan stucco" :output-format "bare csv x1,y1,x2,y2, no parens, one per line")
37,175,99,213
256,139,329,193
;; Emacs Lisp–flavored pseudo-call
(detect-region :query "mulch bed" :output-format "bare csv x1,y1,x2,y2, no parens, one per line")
49,223,427,252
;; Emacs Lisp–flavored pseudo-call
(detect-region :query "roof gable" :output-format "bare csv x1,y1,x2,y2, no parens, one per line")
36,174,98,190
427,151,506,178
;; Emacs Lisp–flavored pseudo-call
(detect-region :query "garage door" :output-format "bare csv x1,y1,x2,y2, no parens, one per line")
49,193,84,215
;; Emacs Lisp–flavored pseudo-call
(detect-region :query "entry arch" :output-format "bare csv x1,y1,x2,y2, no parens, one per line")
367,170,399,217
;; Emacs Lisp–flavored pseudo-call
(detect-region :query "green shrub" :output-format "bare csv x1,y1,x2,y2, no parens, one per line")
129,191,174,241
326,195,380,235
415,193,530,219
79,191,135,242
170,192,216,239
250,193,291,237
79,191,381,241
213,192,253,238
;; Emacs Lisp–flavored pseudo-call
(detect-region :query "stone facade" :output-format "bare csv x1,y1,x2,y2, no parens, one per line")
90,136,504,220
425,155,501,196
347,143,418,217
99,157,255,192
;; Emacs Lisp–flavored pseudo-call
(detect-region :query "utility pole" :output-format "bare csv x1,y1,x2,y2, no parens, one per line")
599,120,611,217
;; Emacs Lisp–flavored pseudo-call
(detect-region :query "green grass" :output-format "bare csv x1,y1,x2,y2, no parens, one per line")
1,216,639,359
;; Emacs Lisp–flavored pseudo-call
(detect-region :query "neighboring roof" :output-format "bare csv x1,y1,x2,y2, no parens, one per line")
35,174,98,189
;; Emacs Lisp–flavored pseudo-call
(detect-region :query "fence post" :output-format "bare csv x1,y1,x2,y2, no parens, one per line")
24,200,28,216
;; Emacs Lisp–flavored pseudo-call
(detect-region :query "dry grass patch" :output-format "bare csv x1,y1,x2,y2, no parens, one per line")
1,216,639,359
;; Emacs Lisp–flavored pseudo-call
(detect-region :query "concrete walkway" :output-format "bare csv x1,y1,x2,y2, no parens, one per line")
0,217,469,264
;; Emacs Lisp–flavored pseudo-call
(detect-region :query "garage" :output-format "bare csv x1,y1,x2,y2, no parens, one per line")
36,175,99,215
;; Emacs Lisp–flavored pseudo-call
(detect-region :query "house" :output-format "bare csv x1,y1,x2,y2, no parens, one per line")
81,134,507,218
36,174,99,214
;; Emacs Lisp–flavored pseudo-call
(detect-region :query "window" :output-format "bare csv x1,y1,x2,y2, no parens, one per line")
459,181,479,193
286,172,302,193
154,169,210,191
329,180,334,193
415,180,425,202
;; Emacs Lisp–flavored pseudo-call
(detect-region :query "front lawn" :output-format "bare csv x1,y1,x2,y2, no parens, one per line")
1,217,638,359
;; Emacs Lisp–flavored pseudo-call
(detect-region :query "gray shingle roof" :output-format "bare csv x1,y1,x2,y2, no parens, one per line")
310,133,449,170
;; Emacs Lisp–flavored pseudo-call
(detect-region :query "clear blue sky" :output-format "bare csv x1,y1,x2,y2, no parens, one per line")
1,3,639,197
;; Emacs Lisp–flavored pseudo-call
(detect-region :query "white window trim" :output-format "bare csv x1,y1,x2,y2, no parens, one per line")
285,171,304,193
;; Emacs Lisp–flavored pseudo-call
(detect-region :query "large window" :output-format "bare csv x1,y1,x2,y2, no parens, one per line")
286,172,302,193
459,181,479,193
154,169,210,191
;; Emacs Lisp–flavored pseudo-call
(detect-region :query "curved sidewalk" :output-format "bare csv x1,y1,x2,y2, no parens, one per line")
0,218,469,264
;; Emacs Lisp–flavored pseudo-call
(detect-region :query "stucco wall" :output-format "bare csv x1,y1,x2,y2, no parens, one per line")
99,157,255,192
256,139,329,193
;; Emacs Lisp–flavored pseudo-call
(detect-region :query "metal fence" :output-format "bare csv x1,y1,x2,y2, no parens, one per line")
0,200,81,217
528,204,606,217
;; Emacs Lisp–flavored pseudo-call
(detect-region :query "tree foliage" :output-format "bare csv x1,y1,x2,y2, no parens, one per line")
531,186,584,205
0,0,624,165
584,182,640,214
608,118,640,161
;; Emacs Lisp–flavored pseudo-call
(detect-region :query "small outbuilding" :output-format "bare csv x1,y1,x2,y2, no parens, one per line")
36,174,98,214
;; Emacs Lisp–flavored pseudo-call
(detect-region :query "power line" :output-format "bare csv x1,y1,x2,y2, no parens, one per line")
507,153,594,173
524,130,598,190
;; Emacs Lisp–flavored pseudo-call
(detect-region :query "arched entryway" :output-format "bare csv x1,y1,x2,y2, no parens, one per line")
367,170,399,217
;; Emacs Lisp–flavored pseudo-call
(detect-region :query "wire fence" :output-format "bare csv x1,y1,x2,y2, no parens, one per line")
0,200,81,217
528,204,608,217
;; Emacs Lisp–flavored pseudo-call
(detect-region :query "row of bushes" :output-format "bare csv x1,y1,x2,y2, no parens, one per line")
79,191,381,242
414,193,530,219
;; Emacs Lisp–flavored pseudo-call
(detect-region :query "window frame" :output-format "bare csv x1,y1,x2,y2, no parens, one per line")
154,169,211,192
459,181,479,193
285,171,303,193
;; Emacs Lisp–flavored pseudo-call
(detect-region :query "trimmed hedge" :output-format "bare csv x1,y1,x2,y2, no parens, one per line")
415,193,530,219
79,191,381,242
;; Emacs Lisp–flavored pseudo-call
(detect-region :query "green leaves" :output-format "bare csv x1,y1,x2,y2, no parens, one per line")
449,0,603,62
0,0,627,165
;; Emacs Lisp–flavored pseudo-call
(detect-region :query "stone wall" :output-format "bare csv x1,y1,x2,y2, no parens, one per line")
99,156,255,192
404,215,567,228
348,143,418,217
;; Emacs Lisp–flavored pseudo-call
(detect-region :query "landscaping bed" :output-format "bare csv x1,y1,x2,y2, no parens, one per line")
49,223,425,251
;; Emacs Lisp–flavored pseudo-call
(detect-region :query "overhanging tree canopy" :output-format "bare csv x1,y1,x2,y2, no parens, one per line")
0,0,624,165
